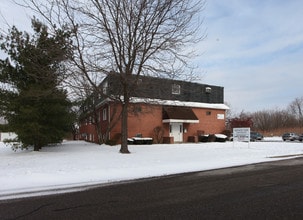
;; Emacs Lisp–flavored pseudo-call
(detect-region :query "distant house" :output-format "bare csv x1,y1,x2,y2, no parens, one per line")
79,73,229,144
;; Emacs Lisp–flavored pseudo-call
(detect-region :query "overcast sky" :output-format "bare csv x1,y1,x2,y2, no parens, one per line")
1,0,303,114
197,0,303,113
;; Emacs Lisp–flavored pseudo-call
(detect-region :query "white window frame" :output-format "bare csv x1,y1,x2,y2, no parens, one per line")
103,81,108,94
103,108,107,121
172,84,181,95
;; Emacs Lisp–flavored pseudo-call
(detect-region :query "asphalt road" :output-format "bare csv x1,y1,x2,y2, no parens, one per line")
1,157,303,220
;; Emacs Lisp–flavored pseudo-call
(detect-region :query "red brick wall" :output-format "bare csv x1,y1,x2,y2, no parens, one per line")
80,102,226,144
78,119,98,142
110,104,226,143
183,108,226,141
110,104,166,141
128,105,163,137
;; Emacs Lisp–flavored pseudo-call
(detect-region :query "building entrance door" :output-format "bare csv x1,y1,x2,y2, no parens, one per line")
170,122,183,142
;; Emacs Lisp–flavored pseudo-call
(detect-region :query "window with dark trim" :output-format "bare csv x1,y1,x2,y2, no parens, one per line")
134,106,142,113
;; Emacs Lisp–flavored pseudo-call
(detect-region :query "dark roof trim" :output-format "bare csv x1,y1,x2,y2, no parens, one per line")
162,107,199,123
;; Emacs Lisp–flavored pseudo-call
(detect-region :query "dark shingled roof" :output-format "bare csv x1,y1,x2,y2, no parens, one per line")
163,107,198,120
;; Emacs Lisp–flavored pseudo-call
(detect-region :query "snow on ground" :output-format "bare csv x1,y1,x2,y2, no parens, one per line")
1,137,303,200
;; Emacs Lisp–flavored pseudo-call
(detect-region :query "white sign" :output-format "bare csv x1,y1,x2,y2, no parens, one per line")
233,127,250,142
217,114,225,120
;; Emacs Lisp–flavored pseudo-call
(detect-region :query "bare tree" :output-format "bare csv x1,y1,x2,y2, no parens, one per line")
248,108,298,134
22,0,205,153
288,97,303,128
250,110,272,132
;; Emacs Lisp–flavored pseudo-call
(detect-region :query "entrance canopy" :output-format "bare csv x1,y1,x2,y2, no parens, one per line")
162,107,199,123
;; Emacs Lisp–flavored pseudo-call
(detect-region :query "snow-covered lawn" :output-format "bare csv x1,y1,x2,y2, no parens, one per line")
1,137,303,200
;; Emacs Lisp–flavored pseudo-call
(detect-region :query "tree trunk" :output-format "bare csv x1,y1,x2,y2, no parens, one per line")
34,145,40,151
96,124,103,144
120,93,130,153
34,143,41,151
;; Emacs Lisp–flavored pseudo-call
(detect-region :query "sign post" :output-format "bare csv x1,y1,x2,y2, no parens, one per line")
233,127,250,147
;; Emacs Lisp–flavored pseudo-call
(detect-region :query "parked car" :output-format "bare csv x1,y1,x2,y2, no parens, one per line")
299,134,303,142
250,132,263,141
282,133,300,141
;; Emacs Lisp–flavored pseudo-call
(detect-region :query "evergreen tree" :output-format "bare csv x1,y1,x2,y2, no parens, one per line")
0,19,74,151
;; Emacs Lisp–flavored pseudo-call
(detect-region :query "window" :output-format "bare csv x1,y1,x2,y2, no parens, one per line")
89,134,94,142
137,78,143,84
172,84,181,95
205,87,212,94
102,81,108,94
102,87,107,94
103,108,107,120
217,114,225,120
206,111,212,116
134,106,142,113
